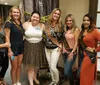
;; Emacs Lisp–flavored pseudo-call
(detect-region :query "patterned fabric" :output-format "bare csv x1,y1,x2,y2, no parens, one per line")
23,40,47,68
43,31,63,49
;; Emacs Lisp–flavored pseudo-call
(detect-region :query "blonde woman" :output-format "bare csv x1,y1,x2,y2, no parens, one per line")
62,14,80,85
4,6,24,85
44,8,64,85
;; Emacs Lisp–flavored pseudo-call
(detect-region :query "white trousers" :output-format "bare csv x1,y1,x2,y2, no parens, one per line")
45,47,61,83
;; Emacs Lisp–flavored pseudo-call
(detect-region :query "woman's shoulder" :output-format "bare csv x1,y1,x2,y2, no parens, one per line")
4,20,13,29
91,28,100,34
75,27,80,30
38,23,45,31
23,21,30,30
74,27,80,33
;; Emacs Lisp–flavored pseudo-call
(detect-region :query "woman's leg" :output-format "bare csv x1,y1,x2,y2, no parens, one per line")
10,56,18,84
27,67,35,85
45,48,55,82
33,68,40,84
16,54,23,84
0,52,9,85
0,52,9,79
64,58,73,78
45,48,54,80
64,55,76,85
45,48,51,65
50,48,60,83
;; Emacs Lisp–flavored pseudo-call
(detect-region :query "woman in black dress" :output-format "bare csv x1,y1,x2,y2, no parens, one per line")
4,6,24,85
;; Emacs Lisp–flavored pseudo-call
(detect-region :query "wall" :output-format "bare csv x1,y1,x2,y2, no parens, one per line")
58,0,89,67
59,0,89,28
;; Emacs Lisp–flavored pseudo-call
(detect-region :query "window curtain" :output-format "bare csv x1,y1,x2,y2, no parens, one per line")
0,5,12,23
23,0,59,21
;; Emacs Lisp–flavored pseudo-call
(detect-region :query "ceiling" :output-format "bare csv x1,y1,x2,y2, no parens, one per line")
0,0,20,6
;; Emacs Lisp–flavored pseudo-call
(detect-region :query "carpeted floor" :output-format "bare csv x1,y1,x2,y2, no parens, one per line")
4,62,100,85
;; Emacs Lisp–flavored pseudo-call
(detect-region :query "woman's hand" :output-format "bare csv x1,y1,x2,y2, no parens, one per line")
57,43,63,52
8,49,13,58
4,42,11,48
62,47,70,54
86,47,95,52
45,28,51,37
62,47,67,53
68,52,74,61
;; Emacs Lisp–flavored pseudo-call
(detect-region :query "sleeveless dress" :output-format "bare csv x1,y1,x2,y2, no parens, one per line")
23,25,46,68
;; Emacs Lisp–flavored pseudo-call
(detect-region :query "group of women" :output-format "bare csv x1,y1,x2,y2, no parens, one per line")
0,6,100,85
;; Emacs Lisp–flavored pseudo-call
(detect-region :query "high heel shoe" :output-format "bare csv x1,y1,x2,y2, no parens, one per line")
16,82,21,85
12,84,16,85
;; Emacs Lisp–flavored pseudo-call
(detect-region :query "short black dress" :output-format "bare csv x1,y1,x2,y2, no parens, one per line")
4,19,24,56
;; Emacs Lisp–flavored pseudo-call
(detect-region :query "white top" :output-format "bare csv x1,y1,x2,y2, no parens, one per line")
25,25,43,43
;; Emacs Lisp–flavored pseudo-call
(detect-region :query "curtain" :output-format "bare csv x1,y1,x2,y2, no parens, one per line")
23,0,59,21
22,0,59,67
0,5,12,23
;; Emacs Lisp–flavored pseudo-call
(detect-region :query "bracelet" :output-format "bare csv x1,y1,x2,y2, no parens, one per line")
58,45,61,48
59,44,62,48
71,51,74,54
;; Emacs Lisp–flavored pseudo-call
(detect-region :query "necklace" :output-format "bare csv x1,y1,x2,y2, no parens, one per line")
32,25,40,30
35,26,40,30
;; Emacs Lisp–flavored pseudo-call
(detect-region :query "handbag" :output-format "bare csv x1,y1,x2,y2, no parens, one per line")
85,50,96,64
62,49,72,62
79,31,96,64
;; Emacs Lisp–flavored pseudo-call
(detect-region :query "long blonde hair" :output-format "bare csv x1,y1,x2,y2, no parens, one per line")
46,8,63,32
64,14,77,33
7,6,21,21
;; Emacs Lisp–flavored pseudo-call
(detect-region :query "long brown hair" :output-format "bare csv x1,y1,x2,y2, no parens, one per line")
64,14,77,33
7,6,21,21
81,14,96,32
46,8,63,32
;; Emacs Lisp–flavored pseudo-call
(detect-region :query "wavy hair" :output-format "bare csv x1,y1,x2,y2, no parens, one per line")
29,10,41,22
7,6,21,21
64,14,77,33
81,14,96,32
46,8,63,32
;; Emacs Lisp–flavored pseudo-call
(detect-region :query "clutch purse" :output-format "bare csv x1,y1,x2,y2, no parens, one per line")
85,50,96,64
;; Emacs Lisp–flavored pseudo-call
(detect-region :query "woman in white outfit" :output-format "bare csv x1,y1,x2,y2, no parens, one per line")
43,8,64,85
23,11,45,85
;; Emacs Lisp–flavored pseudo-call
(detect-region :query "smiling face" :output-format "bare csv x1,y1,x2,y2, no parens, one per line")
52,10,61,21
11,8,20,20
83,16,90,28
65,17,73,28
31,13,40,26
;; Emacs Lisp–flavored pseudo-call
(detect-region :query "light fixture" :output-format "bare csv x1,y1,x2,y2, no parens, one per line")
5,2,8,5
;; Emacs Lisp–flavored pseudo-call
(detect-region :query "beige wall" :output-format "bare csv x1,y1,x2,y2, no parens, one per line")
58,0,89,67
59,0,89,28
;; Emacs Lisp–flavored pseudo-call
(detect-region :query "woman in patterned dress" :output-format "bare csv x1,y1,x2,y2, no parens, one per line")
23,11,45,85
